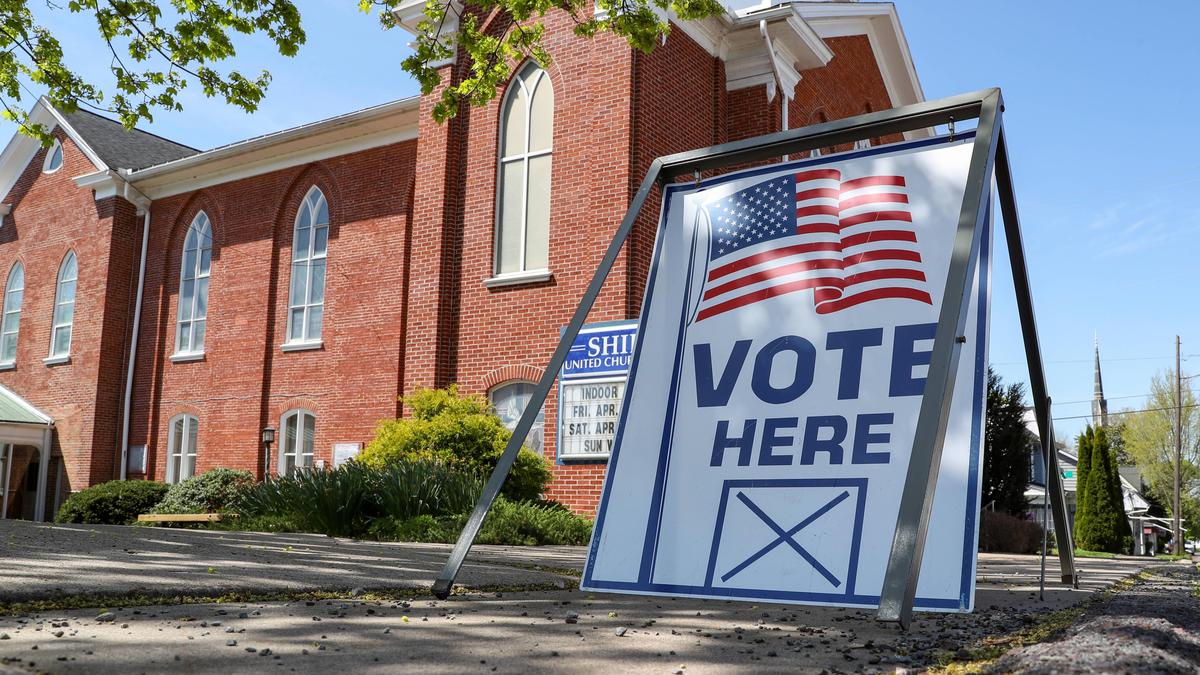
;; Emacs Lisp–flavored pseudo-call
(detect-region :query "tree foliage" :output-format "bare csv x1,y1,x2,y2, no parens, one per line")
983,367,1032,516
1,0,726,142
1074,425,1130,553
0,0,305,143
1119,368,1200,539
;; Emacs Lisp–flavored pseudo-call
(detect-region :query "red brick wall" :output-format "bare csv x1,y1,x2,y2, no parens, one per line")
127,141,417,481
790,35,906,151
0,130,139,490
426,14,637,515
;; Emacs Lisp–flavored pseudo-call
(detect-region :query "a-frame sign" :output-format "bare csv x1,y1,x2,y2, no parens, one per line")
432,88,1076,629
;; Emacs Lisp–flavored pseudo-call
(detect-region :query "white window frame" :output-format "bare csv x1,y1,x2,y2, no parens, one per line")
46,251,76,363
493,63,554,280
285,187,328,348
489,381,545,455
0,262,23,366
174,212,212,358
165,413,199,484
42,140,63,174
278,409,316,476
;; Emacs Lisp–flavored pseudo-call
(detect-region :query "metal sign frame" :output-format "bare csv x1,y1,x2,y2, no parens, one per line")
431,87,1076,629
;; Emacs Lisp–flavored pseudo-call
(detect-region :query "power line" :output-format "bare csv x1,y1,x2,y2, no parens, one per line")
992,354,1200,366
1049,389,1200,407
1052,402,1200,422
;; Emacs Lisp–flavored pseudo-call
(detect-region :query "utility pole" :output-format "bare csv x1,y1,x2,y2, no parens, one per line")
1175,336,1183,554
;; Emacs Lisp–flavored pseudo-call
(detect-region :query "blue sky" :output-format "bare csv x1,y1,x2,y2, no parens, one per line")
4,1,1196,442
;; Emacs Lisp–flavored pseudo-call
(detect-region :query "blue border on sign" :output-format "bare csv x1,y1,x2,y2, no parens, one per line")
556,320,638,465
957,197,992,608
581,132,988,611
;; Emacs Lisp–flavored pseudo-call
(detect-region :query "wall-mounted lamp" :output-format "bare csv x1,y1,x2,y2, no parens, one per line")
261,426,276,480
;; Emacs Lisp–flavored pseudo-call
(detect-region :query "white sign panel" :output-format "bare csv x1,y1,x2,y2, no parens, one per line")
582,134,992,612
560,379,626,459
332,442,362,468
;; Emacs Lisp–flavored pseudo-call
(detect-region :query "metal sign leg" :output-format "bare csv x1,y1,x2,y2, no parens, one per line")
876,89,1002,629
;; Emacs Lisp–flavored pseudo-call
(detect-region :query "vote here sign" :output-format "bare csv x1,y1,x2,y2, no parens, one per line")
582,134,992,612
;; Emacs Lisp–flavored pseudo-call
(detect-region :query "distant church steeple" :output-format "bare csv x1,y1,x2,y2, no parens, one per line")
1093,336,1108,428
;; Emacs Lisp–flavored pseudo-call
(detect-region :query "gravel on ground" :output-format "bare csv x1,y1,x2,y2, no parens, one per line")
986,563,1200,674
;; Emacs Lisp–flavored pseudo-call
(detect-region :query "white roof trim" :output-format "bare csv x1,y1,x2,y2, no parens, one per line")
125,98,420,199
37,97,110,171
0,98,117,206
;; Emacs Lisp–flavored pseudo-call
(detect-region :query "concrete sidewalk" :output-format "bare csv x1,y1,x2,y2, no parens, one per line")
0,521,580,601
0,520,1173,674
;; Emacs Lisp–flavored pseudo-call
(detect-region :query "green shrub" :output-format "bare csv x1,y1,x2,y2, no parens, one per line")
374,460,482,520
55,480,169,525
235,463,374,538
367,514,456,543
359,386,551,501
151,468,255,515
370,497,593,546
475,498,593,546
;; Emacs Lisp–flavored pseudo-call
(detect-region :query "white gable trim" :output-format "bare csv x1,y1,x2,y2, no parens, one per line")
0,98,112,206
793,2,925,108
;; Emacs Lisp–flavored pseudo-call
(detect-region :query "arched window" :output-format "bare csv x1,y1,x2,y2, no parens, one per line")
0,263,23,364
48,251,76,359
176,212,212,356
287,187,328,345
489,381,545,454
495,63,554,277
42,140,63,174
166,413,199,483
279,409,315,476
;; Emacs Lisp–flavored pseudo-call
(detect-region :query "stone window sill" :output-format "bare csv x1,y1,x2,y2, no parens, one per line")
170,352,205,363
281,340,323,353
43,355,69,366
484,269,553,289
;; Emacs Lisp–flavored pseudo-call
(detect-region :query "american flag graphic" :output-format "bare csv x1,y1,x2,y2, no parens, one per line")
693,168,932,322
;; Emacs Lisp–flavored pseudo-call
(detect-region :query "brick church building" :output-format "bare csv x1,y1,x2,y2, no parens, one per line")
0,0,924,519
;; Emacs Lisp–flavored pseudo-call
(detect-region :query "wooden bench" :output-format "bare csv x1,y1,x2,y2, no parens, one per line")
137,513,226,523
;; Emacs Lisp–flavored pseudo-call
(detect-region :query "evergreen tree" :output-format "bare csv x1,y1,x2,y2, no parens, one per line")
1096,427,1133,551
1073,428,1094,545
1076,426,1094,515
983,368,1032,516
1076,427,1130,553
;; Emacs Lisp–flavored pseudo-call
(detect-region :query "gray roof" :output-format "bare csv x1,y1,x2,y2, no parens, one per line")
0,384,51,425
61,108,198,171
